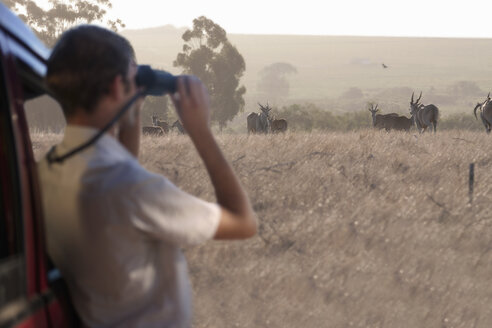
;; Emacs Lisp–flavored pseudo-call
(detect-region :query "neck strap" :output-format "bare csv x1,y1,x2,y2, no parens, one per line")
47,91,144,165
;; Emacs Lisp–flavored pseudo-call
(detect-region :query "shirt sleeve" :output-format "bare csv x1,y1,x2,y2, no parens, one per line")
127,172,221,247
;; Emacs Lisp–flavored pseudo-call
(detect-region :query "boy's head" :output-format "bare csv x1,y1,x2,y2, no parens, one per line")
46,25,135,117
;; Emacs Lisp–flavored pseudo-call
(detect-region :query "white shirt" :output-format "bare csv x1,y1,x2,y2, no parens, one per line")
38,125,221,327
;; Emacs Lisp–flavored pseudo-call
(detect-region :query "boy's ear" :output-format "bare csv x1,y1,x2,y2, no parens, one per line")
108,74,125,101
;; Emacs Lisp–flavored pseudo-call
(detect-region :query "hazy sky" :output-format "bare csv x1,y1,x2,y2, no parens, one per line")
105,0,492,38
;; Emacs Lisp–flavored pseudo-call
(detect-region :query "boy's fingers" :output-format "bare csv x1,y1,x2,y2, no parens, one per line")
177,75,191,99
187,77,201,103
170,93,181,109
184,76,192,97
186,76,208,106
199,83,209,104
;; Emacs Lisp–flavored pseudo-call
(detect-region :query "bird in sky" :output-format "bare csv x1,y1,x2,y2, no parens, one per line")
382,63,388,69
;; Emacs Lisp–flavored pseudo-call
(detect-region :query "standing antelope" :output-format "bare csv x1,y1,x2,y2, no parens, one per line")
247,113,259,134
390,115,413,131
368,104,413,131
368,104,399,131
409,92,439,133
247,103,271,134
270,118,288,133
257,103,272,133
473,92,492,133
151,114,170,133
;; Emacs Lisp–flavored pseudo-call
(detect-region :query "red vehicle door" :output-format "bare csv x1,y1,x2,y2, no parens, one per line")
0,4,79,327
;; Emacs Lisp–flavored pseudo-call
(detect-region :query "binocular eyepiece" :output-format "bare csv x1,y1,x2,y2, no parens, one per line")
136,65,177,96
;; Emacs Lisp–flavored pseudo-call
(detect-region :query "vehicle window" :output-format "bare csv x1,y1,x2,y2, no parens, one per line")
15,56,66,160
0,55,26,308
24,95,65,160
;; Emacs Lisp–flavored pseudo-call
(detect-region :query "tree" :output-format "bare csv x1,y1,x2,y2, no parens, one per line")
340,87,364,100
5,0,124,47
174,16,246,130
257,62,297,101
447,81,483,97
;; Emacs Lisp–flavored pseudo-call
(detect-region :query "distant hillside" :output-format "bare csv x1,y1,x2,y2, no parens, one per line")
123,26,492,114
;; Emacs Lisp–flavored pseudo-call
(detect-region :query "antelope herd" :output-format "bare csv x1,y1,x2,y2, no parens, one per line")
369,91,440,133
141,113,185,136
141,91,492,136
247,103,288,134
368,90,492,134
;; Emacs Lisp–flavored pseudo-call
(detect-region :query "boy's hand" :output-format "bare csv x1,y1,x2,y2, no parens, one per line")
120,97,143,129
170,76,211,137
170,76,257,240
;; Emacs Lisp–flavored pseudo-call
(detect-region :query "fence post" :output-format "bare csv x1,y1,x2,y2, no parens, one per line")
469,163,475,204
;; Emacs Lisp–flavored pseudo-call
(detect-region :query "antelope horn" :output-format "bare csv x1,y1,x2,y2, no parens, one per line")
411,92,414,104
416,91,422,104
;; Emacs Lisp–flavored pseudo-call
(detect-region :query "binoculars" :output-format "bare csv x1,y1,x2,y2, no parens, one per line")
136,65,177,96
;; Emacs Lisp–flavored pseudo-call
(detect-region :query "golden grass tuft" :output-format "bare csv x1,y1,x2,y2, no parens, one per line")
32,130,492,327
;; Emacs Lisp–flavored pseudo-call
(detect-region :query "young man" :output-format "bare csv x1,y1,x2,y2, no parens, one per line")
38,25,257,327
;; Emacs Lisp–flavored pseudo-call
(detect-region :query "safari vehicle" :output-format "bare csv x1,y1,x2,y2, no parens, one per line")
0,3,78,327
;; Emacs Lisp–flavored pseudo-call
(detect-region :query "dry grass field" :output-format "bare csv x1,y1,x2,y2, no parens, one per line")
32,130,492,328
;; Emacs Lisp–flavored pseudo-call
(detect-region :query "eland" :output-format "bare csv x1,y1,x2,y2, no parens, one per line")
151,114,170,133
368,104,413,131
270,118,288,133
247,103,271,134
409,92,439,133
473,92,492,134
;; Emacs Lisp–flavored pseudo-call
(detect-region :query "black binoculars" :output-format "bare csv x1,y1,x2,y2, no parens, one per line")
136,65,177,96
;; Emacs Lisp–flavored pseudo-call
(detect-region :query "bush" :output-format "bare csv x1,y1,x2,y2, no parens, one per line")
439,113,482,131
273,103,482,132
273,103,372,132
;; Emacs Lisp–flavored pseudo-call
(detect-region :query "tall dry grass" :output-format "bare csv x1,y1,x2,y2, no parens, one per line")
32,130,492,328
